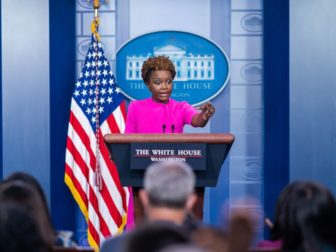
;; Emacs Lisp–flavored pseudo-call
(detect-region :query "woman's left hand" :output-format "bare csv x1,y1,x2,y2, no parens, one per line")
200,102,215,121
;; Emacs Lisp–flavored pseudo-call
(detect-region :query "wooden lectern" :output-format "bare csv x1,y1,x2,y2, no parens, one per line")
104,133,234,222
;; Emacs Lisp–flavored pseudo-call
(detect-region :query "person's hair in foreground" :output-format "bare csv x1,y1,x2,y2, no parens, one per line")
191,226,228,252
0,179,55,247
269,181,300,241
141,56,176,84
143,161,196,209
0,203,51,252
279,181,336,252
4,172,50,215
122,222,190,252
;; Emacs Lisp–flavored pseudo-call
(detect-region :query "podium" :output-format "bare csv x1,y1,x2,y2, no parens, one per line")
104,133,234,221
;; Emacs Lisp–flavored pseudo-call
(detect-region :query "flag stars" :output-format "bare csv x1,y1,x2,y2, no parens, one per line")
99,97,105,104
73,39,124,131
81,89,88,96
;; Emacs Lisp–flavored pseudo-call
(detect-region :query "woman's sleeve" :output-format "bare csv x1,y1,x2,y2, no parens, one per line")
181,102,198,125
125,102,137,133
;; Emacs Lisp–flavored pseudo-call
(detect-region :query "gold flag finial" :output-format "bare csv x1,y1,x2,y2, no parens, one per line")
93,0,100,9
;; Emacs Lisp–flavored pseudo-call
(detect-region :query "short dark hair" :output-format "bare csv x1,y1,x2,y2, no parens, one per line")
141,56,176,84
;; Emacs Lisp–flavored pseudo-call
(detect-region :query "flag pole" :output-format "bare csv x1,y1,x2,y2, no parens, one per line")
93,0,100,18
92,0,101,42
93,0,102,190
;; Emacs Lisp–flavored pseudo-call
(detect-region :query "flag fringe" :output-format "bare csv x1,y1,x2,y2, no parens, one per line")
65,173,128,250
64,173,89,221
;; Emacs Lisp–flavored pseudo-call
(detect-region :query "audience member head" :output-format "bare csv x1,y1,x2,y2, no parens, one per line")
228,210,255,252
280,181,336,252
0,179,55,247
0,203,51,252
269,181,300,241
122,221,190,252
140,161,196,224
160,244,206,252
4,172,50,218
192,226,228,252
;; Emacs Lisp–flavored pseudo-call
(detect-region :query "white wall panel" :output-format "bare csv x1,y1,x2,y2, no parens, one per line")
2,0,50,201
231,0,262,10
130,0,211,38
230,86,262,109
231,37,263,60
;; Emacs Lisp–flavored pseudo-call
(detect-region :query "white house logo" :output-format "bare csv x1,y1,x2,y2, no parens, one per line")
126,45,215,81
241,63,262,82
241,13,263,32
117,31,230,106
240,159,262,181
78,39,105,57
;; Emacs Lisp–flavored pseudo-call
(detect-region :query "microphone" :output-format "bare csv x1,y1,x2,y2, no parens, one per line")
171,124,175,133
162,124,166,133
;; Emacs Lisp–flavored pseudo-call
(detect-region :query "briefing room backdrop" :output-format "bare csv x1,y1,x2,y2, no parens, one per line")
1,0,336,244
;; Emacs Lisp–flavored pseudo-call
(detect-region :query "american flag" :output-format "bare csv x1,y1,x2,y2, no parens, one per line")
65,36,129,248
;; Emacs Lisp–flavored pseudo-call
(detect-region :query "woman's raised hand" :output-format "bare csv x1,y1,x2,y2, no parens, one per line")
200,102,215,121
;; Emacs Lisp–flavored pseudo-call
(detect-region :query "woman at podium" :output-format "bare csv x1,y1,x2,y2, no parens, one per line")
125,56,215,133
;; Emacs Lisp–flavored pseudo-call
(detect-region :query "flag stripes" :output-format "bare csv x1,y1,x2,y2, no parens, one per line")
65,37,129,248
